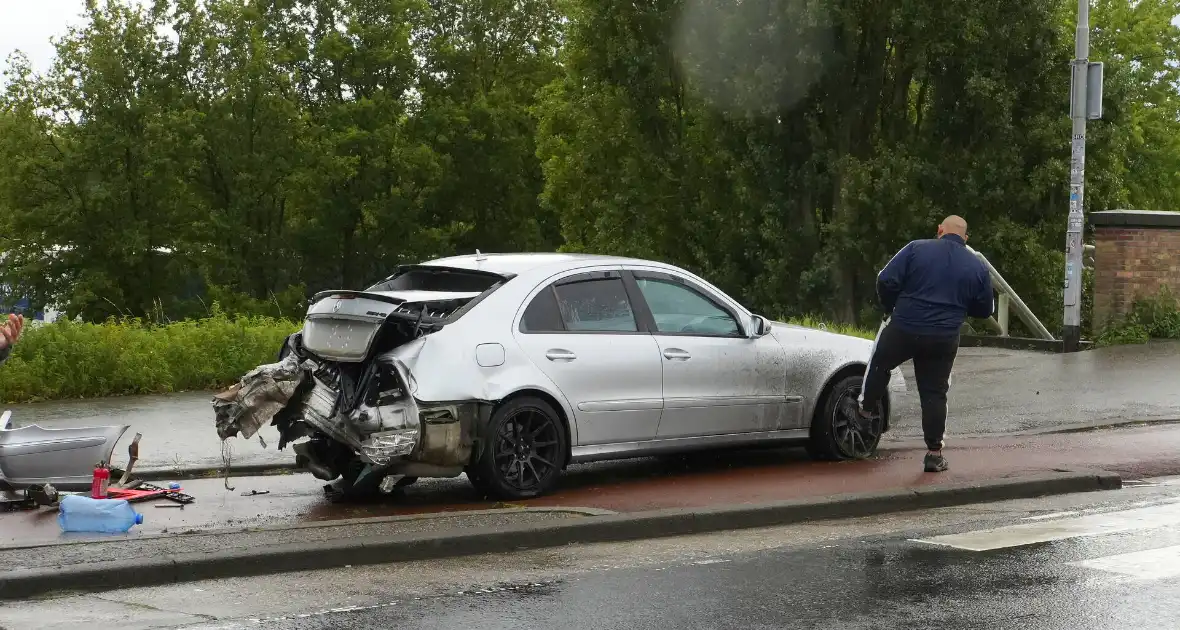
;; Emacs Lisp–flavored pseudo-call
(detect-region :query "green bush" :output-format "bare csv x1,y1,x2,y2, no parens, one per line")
0,311,299,403
1096,288,1180,346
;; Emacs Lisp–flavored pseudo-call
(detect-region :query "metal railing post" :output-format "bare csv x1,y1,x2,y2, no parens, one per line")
997,293,1010,337
967,246,1055,341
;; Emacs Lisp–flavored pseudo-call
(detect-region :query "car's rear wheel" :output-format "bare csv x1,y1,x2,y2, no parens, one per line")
806,374,883,461
468,396,568,500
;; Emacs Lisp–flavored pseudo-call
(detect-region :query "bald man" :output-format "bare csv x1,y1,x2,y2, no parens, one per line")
858,216,994,473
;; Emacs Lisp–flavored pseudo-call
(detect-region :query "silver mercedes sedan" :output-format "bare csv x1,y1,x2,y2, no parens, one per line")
216,253,907,500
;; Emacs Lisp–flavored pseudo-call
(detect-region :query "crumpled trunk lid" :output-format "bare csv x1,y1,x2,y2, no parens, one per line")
302,291,405,363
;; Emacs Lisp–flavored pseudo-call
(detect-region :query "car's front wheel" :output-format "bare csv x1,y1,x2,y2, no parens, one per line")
806,374,883,461
468,396,568,500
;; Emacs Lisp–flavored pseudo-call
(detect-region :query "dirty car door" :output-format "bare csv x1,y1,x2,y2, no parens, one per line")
513,269,663,446
627,269,795,438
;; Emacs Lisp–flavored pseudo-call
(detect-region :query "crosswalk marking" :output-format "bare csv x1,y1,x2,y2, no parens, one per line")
1072,544,1180,580
912,500,1180,551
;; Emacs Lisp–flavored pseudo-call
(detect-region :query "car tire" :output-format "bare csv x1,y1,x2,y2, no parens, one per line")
806,374,883,461
468,396,569,500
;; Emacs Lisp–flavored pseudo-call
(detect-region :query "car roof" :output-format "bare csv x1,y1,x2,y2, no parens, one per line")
420,252,665,277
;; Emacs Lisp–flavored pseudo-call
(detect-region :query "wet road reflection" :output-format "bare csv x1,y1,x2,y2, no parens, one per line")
219,506,1180,630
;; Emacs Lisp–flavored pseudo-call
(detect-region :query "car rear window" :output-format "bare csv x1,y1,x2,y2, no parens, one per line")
367,268,502,294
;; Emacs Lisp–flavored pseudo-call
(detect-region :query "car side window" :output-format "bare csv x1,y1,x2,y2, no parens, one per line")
521,287,565,332
635,277,741,337
522,277,639,333
555,278,638,332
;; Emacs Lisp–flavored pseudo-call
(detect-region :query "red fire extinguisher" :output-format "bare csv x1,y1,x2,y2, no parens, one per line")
91,462,110,499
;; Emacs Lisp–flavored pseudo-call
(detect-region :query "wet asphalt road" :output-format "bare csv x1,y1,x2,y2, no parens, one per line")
223,524,1180,630
7,477,1180,630
205,484,1180,630
8,341,1180,472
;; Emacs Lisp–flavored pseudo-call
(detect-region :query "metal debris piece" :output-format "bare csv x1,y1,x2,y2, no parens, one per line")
115,433,143,488
221,440,236,492
26,483,58,507
213,353,310,441
240,489,270,496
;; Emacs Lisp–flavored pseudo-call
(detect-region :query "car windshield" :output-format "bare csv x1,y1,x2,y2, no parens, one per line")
367,267,503,294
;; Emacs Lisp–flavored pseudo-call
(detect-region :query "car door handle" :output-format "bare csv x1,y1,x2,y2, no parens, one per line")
545,349,577,361
663,348,691,360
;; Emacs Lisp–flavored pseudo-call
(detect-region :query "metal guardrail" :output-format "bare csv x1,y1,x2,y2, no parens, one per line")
966,245,1056,341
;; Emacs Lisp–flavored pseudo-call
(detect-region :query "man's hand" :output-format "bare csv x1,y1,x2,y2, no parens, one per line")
0,313,24,352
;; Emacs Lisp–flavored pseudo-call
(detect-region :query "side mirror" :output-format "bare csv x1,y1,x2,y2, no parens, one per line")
750,315,771,338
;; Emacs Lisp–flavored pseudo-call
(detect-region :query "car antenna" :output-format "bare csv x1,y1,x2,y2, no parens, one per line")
474,249,487,262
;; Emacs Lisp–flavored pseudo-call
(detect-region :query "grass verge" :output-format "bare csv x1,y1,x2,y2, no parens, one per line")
0,314,298,403
785,316,876,340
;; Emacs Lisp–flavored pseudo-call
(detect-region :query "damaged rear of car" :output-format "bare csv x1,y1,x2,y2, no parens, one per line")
215,264,509,498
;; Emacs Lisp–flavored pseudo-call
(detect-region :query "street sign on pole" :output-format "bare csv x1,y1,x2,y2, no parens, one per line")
1062,0,1101,353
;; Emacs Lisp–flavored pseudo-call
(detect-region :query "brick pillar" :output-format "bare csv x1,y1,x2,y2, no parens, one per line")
1091,209,1180,329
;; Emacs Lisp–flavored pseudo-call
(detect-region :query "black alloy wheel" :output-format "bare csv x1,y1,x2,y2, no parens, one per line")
469,396,568,500
806,375,884,461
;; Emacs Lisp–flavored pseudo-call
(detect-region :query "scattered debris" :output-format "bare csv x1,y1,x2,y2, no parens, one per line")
221,440,236,492
0,408,130,492
1,483,59,511
114,433,143,488
108,483,195,505
213,353,309,441
240,489,270,496
0,491,36,511
26,483,59,507
155,504,184,509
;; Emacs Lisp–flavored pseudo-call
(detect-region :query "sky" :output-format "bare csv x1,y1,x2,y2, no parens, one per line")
5,2,1180,78
0,0,96,75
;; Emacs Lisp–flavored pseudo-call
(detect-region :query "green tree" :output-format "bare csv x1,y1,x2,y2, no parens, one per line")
1,1,199,320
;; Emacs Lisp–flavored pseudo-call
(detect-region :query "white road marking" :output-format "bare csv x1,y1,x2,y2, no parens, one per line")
1072,544,1180,580
1125,475,1180,488
1022,511,1081,521
912,501,1180,551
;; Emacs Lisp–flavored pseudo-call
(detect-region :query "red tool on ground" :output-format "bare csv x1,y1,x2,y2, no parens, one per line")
107,483,195,505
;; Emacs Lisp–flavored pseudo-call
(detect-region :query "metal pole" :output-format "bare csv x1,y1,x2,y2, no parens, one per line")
1062,0,1089,352
997,293,1010,337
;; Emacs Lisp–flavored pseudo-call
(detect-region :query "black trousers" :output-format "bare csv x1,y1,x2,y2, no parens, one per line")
860,321,960,451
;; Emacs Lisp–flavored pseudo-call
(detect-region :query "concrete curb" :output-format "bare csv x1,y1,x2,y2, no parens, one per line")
1014,417,1180,436
0,507,618,553
138,418,1180,481
958,334,1094,353
0,470,1120,600
879,416,1180,448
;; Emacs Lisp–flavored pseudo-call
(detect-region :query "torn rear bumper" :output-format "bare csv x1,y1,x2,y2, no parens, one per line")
214,351,480,477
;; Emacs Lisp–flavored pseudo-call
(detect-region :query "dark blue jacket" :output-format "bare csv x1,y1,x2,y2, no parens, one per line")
876,234,994,335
